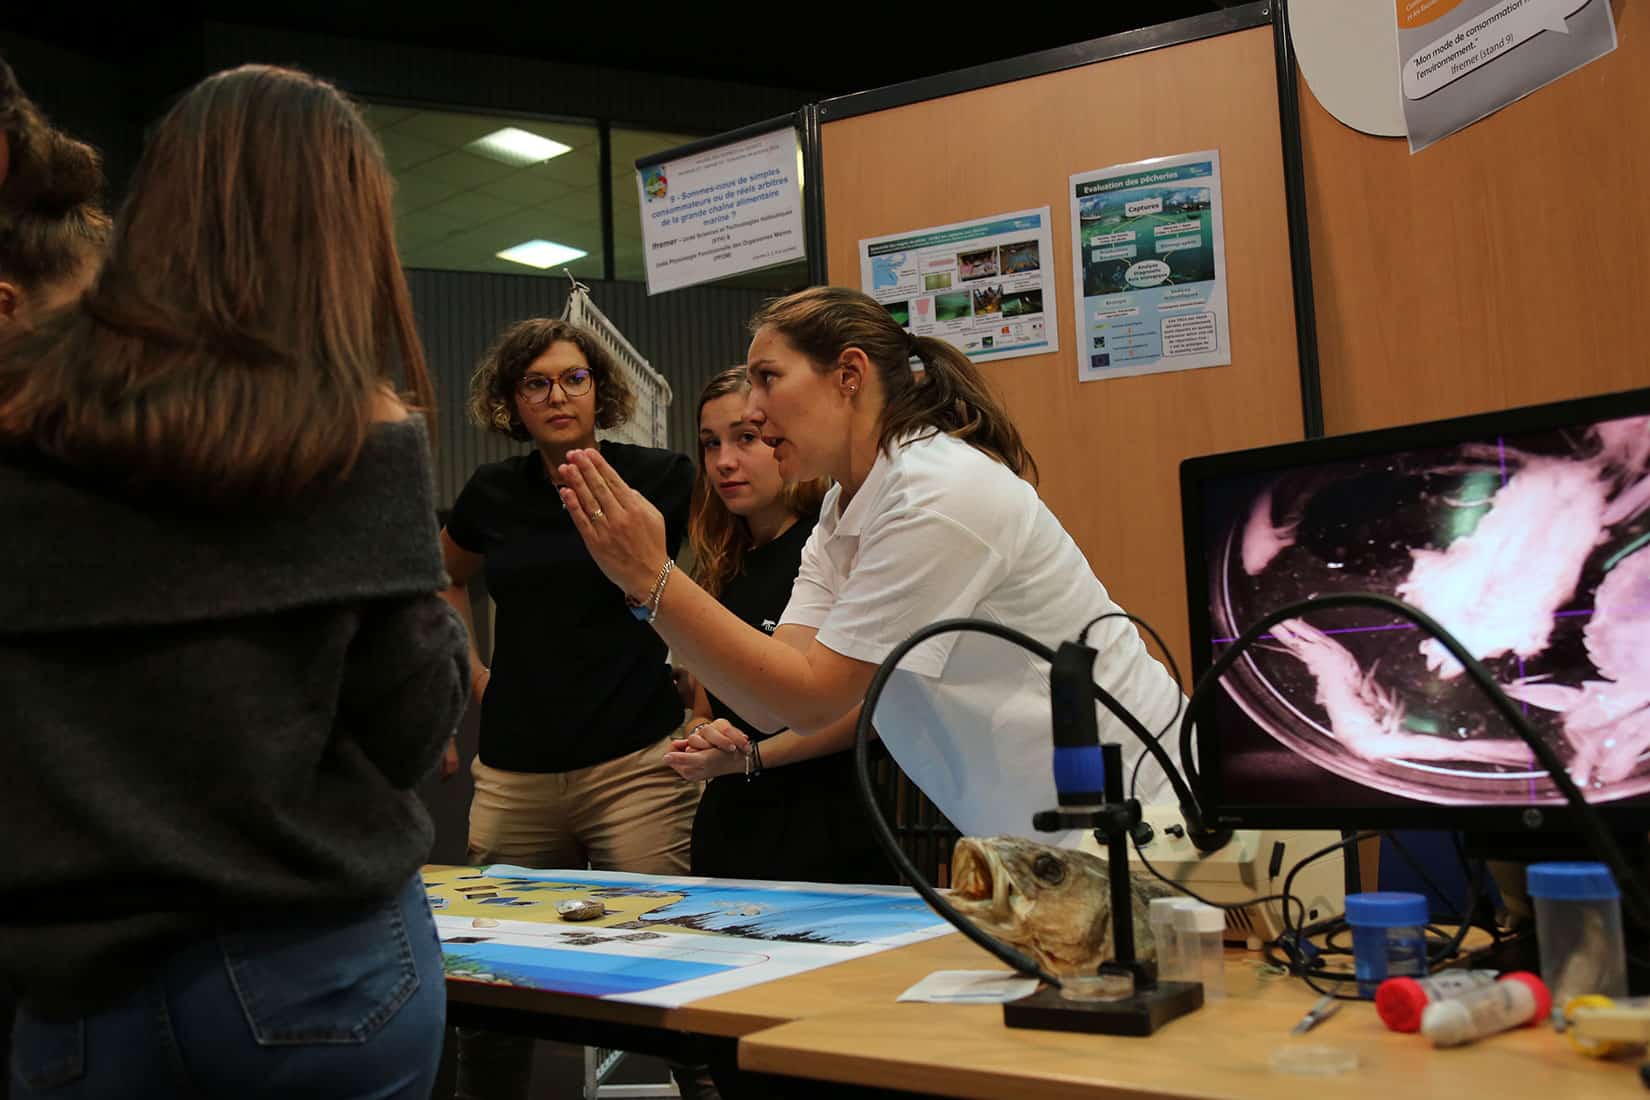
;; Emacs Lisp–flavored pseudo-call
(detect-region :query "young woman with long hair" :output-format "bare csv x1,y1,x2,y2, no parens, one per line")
668,367,894,885
0,65,466,1099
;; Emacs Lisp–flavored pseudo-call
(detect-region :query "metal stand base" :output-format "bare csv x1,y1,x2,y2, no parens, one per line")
1002,980,1204,1037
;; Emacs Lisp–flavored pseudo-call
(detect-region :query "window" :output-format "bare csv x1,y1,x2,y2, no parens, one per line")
364,105,807,288
363,104,604,278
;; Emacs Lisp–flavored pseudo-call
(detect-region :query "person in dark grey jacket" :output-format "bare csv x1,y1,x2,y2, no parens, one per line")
0,54,113,1096
0,64,467,1100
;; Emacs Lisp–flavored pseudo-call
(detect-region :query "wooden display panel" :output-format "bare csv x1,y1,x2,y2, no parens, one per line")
1299,0,1647,435
820,26,1305,677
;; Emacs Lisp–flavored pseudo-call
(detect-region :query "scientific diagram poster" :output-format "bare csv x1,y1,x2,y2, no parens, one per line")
1068,151,1230,382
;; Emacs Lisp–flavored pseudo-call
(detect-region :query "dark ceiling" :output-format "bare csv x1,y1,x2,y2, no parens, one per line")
6,2,1239,94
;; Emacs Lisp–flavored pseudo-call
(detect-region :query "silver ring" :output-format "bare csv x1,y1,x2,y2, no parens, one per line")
590,508,605,520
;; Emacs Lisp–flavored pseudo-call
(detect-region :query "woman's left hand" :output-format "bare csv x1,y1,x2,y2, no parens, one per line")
558,448,670,602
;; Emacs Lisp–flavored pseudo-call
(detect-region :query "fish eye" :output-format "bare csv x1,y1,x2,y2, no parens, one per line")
1032,853,1065,884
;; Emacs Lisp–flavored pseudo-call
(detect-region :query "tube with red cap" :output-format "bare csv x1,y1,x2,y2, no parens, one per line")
1420,973,1551,1048
1375,970,1500,1032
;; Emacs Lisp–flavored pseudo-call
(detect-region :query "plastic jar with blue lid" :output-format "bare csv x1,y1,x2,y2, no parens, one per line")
1346,892,1428,998
1527,862,1627,1021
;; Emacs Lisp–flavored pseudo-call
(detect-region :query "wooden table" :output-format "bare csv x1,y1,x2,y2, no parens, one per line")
737,948,1645,1098
436,870,1640,1099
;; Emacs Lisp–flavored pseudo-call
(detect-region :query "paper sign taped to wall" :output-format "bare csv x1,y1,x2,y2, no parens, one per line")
1396,0,1616,152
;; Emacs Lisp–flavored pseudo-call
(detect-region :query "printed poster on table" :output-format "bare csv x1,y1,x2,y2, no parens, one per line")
1068,151,1229,382
1396,0,1616,154
637,127,806,295
426,865,955,1009
859,207,1057,364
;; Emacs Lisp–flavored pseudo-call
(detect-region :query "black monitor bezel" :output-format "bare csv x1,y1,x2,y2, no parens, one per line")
1180,385,1650,833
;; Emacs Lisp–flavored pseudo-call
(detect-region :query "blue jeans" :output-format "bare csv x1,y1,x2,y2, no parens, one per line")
10,874,444,1099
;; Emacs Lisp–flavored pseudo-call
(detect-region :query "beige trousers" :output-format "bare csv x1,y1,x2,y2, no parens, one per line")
466,734,698,874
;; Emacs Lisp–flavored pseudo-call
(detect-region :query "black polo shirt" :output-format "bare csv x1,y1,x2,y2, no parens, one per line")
693,507,898,885
446,441,694,773
704,511,818,741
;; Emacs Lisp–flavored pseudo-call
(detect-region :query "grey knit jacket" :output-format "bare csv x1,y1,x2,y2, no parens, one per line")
0,417,469,1014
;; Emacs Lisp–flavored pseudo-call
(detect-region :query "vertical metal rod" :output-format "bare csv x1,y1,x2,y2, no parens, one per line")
1270,0,1326,439
598,121,616,283
1102,743,1136,964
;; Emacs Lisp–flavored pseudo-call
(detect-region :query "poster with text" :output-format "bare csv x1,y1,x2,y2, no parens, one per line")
1068,151,1229,383
859,207,1057,364
1397,0,1615,154
638,128,806,295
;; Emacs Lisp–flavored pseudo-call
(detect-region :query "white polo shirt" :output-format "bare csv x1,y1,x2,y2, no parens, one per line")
780,430,1179,844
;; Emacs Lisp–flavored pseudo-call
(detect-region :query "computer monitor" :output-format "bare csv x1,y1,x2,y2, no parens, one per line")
1180,387,1650,834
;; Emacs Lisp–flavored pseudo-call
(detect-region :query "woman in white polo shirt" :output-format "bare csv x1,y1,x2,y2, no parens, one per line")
557,286,1178,843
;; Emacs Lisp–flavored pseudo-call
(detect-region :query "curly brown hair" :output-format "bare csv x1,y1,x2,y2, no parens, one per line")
469,317,635,441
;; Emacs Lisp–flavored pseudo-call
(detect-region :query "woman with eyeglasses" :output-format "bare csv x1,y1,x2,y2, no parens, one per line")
553,286,1178,848
437,318,702,1099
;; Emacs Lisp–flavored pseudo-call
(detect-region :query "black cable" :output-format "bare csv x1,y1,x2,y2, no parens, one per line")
854,619,1066,987
1178,592,1650,930
1128,834,1306,929
1079,611,1327,933
852,616,1249,988
1299,971,1363,1001
1264,928,1362,999
1075,611,1187,806
1279,831,1380,978
1271,828,1493,993
856,594,1639,994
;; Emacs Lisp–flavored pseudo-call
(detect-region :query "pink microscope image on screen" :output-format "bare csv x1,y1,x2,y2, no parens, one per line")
1208,413,1650,806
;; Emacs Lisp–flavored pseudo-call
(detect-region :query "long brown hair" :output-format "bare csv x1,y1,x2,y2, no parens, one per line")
0,59,111,293
468,317,634,441
688,366,827,600
749,286,1037,483
0,64,433,501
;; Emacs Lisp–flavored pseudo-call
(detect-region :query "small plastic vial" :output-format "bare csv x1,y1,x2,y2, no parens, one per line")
1173,901,1226,998
1345,892,1427,999
1421,972,1550,1047
1149,897,1187,981
1375,970,1500,1032
1527,862,1628,1022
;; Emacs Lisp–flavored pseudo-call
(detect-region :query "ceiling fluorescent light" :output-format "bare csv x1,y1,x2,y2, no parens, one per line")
496,239,588,269
469,127,572,167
